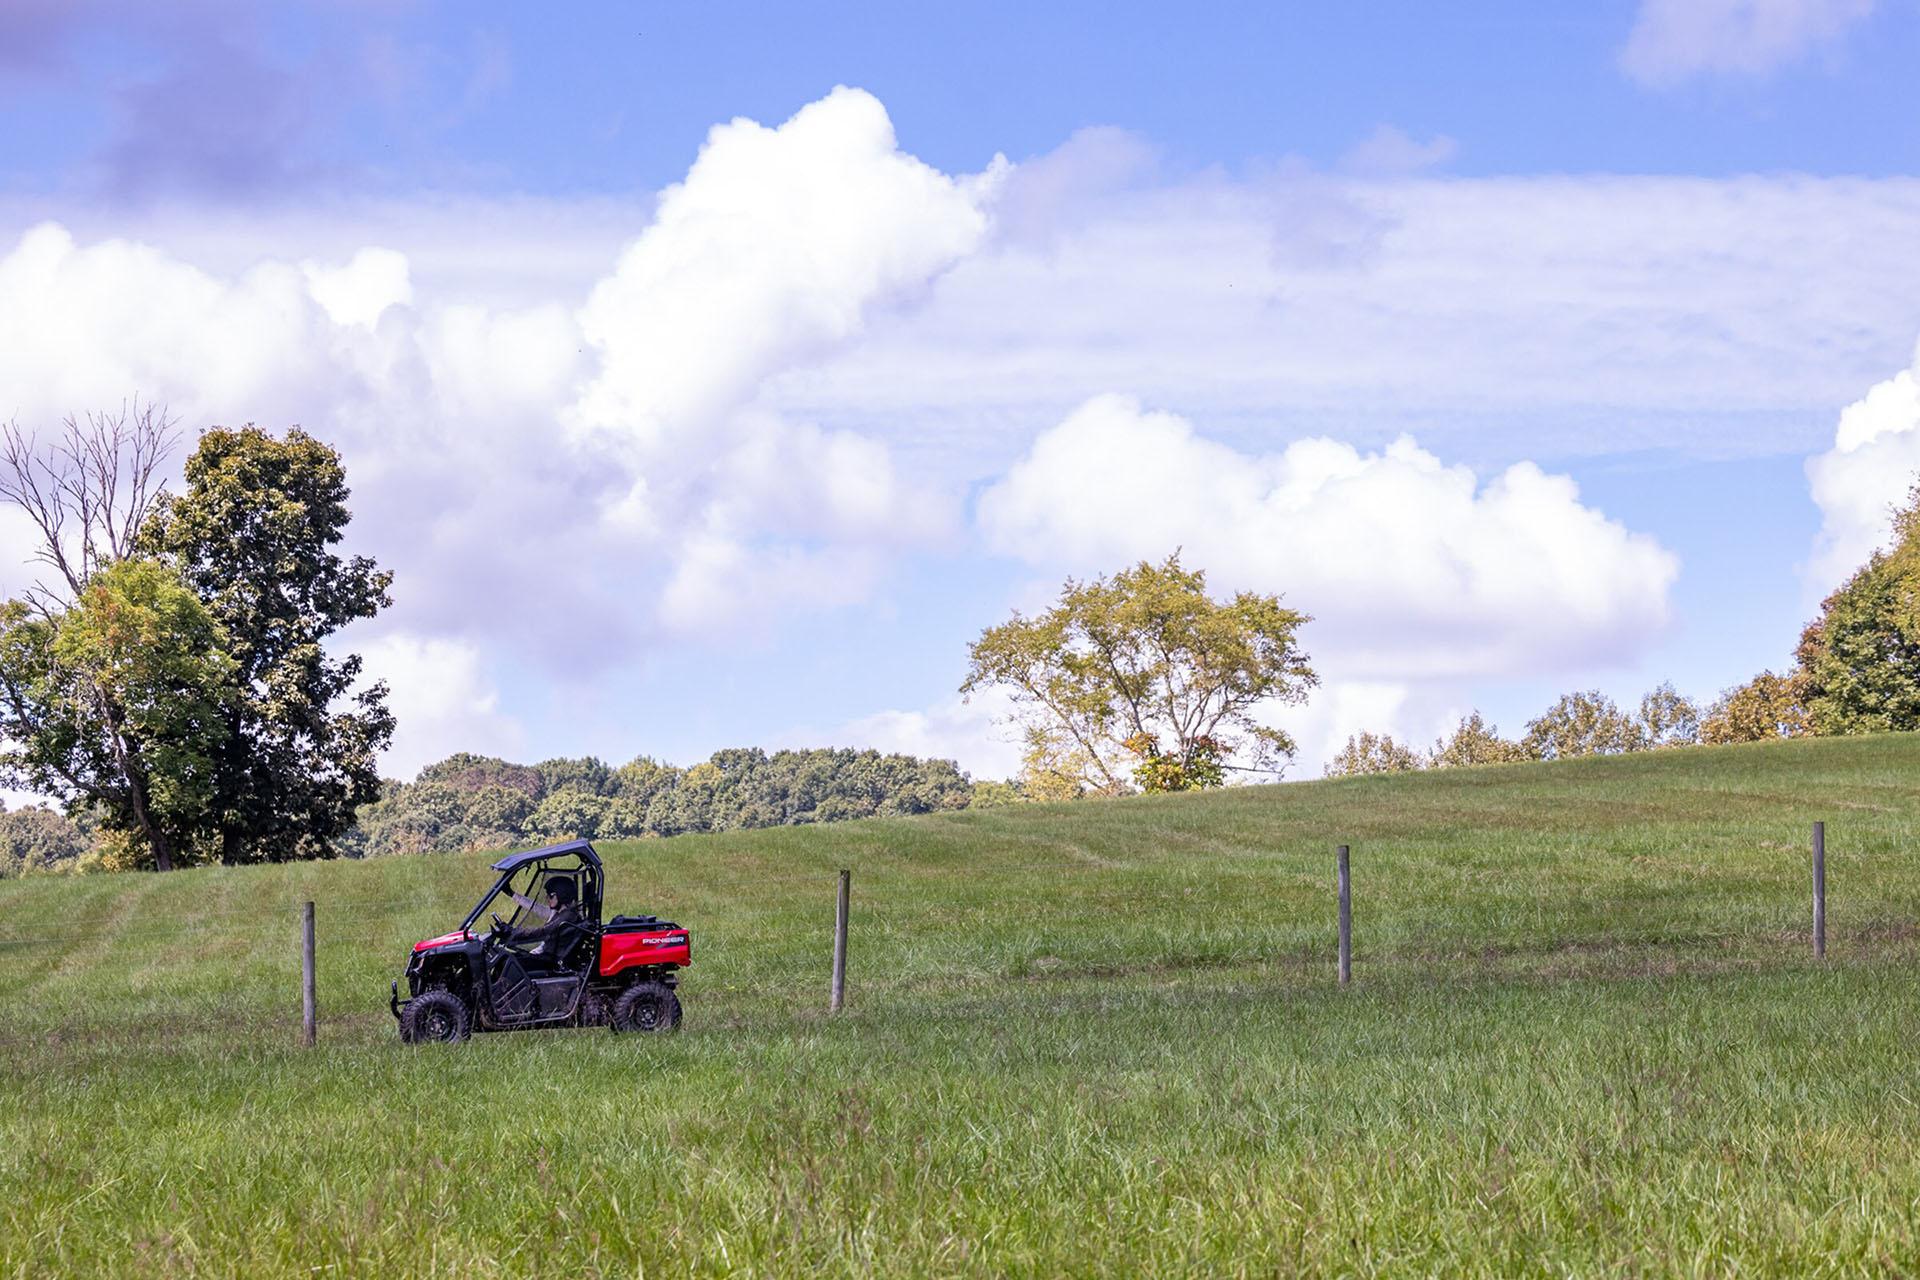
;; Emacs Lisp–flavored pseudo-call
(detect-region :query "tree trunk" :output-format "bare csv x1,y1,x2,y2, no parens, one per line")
134,789,175,873
113,733,174,872
98,695,175,872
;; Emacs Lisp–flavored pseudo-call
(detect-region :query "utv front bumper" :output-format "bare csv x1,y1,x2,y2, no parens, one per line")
390,979,404,1020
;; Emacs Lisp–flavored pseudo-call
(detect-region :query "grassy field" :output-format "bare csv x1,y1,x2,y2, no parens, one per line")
5,733,1920,1277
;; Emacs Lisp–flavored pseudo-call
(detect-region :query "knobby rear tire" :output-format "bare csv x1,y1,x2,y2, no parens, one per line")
610,981,682,1034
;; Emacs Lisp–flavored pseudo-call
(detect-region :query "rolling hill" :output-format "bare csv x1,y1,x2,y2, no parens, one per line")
4,732,1920,1276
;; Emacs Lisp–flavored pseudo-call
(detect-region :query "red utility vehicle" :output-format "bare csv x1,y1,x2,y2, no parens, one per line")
390,839,690,1042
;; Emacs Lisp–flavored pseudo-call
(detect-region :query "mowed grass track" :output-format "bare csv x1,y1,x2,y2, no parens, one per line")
5,735,1920,1277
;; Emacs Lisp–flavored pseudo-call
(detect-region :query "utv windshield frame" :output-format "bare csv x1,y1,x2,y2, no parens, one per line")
458,839,605,935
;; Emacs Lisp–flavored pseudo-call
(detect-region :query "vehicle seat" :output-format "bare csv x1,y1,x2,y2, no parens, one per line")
550,921,591,973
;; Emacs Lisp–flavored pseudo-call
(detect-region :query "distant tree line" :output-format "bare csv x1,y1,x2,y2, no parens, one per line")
347,747,979,857
0,801,94,878
0,743,1008,876
1328,480,1920,777
1325,683,1703,778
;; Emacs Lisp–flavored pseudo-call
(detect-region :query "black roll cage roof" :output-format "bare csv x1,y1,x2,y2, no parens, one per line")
462,839,605,932
489,839,602,874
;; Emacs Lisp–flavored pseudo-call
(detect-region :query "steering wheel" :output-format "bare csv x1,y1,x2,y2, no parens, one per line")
489,912,508,937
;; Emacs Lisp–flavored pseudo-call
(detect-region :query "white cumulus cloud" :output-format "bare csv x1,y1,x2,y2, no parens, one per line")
977,394,1680,679
573,85,1000,454
302,246,412,329
0,86,1001,659
1805,339,1920,591
0,221,346,429
1621,0,1875,86
356,633,525,780
559,85,998,633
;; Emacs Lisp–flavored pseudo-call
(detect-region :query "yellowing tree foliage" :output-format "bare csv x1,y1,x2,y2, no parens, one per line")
1324,732,1423,778
1699,671,1811,744
962,555,1315,794
1429,711,1531,768
1523,690,1648,760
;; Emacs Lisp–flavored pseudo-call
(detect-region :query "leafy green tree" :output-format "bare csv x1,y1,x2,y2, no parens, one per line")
1013,726,1092,801
866,753,971,815
347,755,546,857
142,426,394,862
530,788,612,840
463,785,536,832
0,803,90,878
641,787,695,837
654,761,721,834
1637,681,1701,748
351,777,520,857
968,779,1026,808
0,406,216,870
1127,733,1227,792
1429,712,1532,768
612,756,680,808
535,756,614,797
418,753,544,799
1796,487,1920,735
349,786,439,857
354,745,979,854
0,560,235,870
962,554,1315,794
1324,732,1424,778
599,796,651,838
388,781,470,853
1700,671,1812,744
1523,691,1647,760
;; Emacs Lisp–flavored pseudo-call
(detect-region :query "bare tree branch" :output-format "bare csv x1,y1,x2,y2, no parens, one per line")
0,400,179,604
0,399,186,869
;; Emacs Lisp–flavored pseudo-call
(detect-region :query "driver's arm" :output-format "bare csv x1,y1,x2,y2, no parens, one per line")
506,891,555,923
503,913,564,947
508,907,582,950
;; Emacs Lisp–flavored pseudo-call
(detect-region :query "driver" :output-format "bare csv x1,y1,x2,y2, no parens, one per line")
502,878,583,955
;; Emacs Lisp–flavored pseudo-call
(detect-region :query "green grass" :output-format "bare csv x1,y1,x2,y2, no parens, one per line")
6,734,1920,1276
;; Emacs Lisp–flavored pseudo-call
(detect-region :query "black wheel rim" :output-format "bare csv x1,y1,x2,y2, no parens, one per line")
633,999,660,1030
424,1010,453,1039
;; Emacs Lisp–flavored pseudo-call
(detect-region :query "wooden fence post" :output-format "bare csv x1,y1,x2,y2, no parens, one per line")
831,869,850,1012
1813,821,1826,960
301,900,317,1046
1337,845,1352,986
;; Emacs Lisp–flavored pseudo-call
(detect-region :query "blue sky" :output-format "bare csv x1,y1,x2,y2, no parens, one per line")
3,0,1920,779
10,2,1920,192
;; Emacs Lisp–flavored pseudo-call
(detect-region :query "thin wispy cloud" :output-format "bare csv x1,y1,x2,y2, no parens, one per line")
1621,0,1877,86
